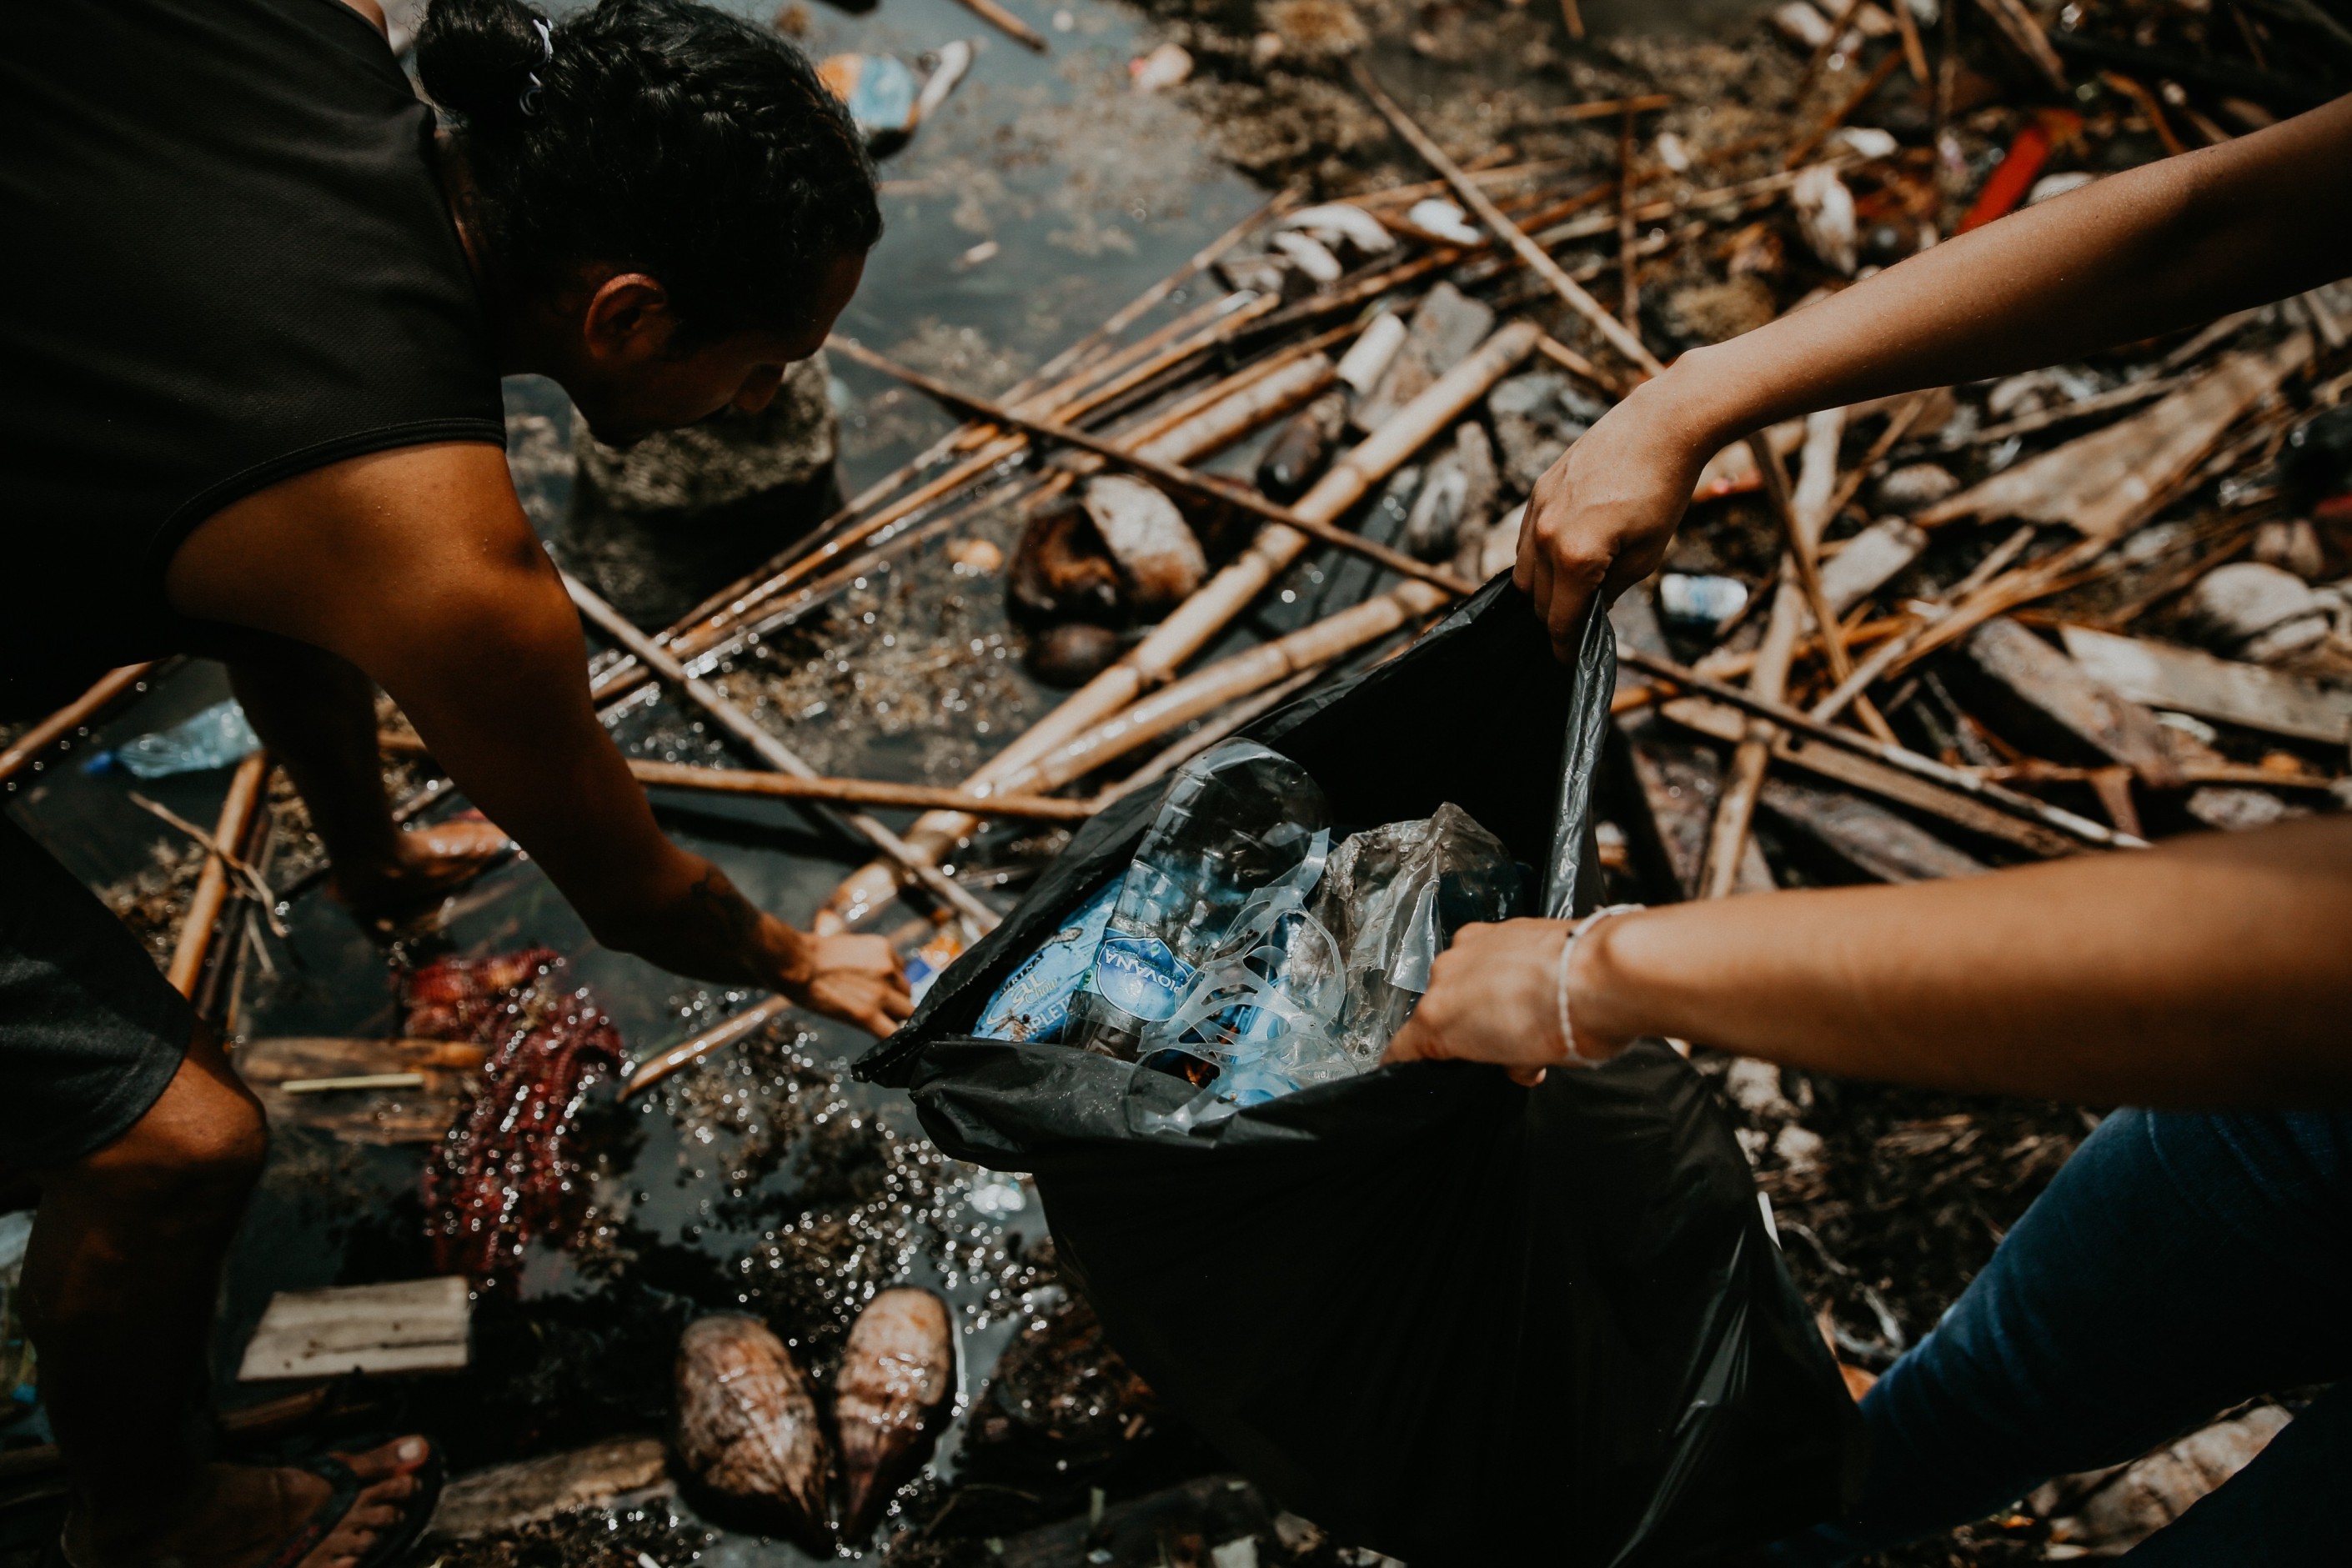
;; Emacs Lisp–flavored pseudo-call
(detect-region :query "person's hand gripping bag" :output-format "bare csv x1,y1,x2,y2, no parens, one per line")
855,581,1863,1564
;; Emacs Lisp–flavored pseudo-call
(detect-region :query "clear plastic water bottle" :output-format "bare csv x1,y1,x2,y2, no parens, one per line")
1063,740,1330,1061
89,699,261,779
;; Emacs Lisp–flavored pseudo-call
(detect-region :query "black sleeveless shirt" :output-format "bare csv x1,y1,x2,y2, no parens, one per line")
0,0,507,717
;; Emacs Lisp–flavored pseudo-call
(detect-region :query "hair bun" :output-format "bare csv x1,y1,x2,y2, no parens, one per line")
415,0,551,126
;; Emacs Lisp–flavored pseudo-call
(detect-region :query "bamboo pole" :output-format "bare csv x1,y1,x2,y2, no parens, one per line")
827,338,1478,598
630,344,1352,700
623,996,792,1098
1617,106,1642,335
819,319,1544,924
561,572,1002,931
627,759,1099,821
1351,62,1667,378
167,752,272,997
0,664,158,787
987,579,1452,800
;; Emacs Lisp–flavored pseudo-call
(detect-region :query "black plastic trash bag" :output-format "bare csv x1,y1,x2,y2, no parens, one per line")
857,580,1862,1565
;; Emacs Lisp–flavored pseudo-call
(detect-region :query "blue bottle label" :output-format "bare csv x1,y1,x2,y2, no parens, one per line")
1091,935,1191,1022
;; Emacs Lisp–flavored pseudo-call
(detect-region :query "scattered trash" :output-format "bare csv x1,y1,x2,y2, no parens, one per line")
1128,41,1192,93
1659,572,1753,626
90,697,260,779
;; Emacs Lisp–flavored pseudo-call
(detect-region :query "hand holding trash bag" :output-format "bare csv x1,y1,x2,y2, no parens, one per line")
1517,94,2352,651
1382,912,1642,1085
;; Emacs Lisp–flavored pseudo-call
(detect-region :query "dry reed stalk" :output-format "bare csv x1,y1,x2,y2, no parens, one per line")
1352,62,1666,377
564,572,1001,931
168,751,272,997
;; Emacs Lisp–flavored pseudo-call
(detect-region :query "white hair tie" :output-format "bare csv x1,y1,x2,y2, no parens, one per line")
519,17,554,115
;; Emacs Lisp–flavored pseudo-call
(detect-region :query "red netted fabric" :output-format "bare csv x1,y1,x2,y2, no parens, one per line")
403,948,623,1284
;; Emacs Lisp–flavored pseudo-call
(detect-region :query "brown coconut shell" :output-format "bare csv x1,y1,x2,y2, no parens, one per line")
835,1286,956,1540
673,1315,832,1547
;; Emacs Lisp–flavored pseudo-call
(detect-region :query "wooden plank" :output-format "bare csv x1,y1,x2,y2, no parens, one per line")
1918,333,2312,539
238,1036,484,1146
1662,698,2084,858
1955,617,2179,784
238,1278,471,1381
428,1436,671,1540
2058,624,2352,744
1760,776,1990,883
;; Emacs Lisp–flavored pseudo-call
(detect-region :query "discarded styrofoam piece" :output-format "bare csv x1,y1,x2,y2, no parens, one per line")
1405,197,1481,246
1333,312,1407,396
1276,201,1395,255
1793,164,1858,276
427,1435,671,1540
2059,624,2352,745
237,1276,470,1381
1269,230,1343,286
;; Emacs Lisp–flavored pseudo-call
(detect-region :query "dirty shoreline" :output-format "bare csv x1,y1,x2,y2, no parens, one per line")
6,0,2349,1561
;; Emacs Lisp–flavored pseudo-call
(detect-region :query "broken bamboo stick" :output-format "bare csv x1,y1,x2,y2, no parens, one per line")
167,751,273,997
819,319,1544,924
828,337,1479,598
623,996,792,1097
1351,62,1667,378
947,0,1048,51
628,759,1098,821
561,572,1002,931
0,663,158,787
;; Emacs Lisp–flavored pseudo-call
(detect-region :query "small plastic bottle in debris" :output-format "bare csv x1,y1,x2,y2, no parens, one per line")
87,698,261,779
1657,573,1750,627
1063,741,1330,1061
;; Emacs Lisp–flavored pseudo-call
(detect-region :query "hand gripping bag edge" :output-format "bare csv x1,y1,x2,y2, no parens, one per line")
856,579,1864,1564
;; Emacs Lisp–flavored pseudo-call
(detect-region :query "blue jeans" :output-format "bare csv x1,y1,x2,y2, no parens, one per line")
1770,1109,2352,1565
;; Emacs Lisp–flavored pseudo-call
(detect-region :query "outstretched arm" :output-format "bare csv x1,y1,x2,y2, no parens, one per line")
167,440,911,1036
1385,814,2352,1107
1517,92,2352,656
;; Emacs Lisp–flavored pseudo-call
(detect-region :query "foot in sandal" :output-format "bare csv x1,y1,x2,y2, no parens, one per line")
63,1436,443,1568
330,815,514,918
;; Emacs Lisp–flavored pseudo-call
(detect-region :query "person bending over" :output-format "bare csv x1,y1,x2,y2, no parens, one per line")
1388,93,2352,1562
0,0,912,1562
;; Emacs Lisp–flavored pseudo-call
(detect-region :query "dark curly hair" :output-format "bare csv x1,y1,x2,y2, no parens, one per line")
414,0,880,340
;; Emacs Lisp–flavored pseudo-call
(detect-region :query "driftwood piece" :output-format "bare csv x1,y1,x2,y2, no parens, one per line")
1760,776,1991,883
675,1316,830,1545
1819,518,1928,612
2059,624,2352,744
1956,617,2180,784
837,1287,957,1538
427,1436,672,1541
238,1036,487,1145
237,1277,471,1381
1662,697,2084,859
1918,333,2314,539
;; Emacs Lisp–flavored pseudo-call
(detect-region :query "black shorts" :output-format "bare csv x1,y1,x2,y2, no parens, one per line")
1,810,193,1169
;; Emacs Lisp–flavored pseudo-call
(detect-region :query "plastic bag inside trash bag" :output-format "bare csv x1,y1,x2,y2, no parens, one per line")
860,580,1861,1564
1311,801,1531,1063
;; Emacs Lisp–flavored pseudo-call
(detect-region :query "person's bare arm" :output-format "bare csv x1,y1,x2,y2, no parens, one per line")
166,441,910,1034
1517,93,2352,656
1385,815,2352,1106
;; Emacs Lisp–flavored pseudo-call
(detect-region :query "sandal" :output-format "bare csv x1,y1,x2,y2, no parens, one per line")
257,1442,446,1568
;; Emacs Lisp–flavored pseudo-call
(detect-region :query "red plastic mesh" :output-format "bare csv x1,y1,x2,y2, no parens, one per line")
402,947,622,1284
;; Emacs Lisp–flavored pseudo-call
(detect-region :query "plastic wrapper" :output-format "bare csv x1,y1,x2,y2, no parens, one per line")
860,581,1861,1564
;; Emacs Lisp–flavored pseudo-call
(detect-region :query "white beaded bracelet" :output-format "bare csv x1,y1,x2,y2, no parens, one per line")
1554,904,1645,1068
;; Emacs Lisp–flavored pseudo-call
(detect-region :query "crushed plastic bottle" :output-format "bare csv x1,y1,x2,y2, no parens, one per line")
1657,572,1751,627
88,699,261,779
976,883,1117,1043
1063,741,1330,1062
